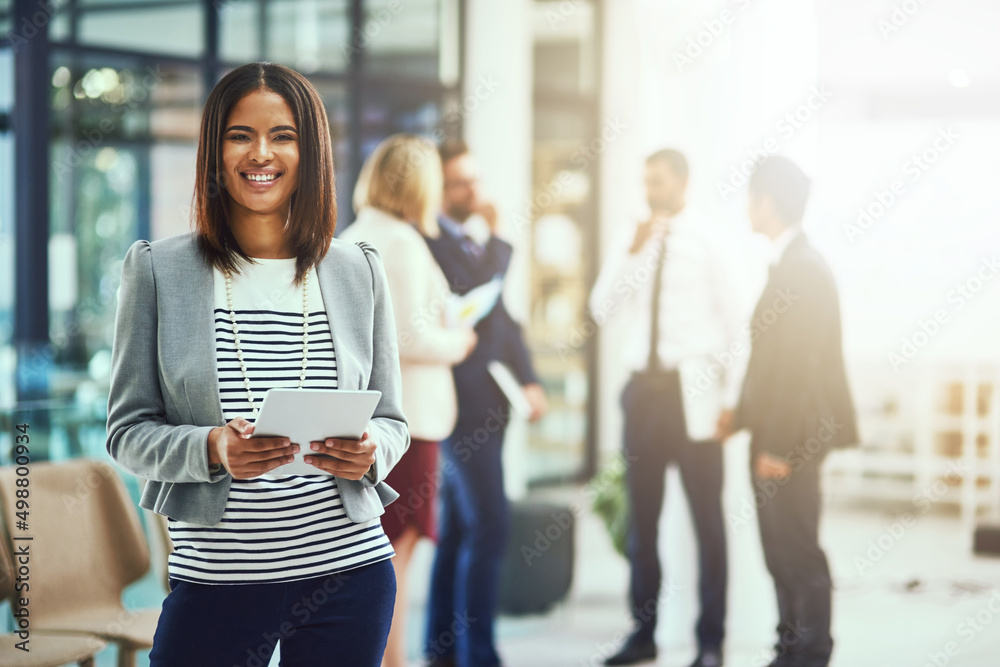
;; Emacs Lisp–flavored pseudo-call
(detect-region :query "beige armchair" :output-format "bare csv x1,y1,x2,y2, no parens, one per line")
0,460,161,667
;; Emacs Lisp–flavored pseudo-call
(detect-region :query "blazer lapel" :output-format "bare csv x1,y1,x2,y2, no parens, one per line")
316,244,361,390
161,239,226,427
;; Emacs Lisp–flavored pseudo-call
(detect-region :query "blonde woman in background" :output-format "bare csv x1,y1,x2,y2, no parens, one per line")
340,134,476,667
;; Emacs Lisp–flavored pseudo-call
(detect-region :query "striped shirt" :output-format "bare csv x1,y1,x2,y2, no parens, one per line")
167,257,395,585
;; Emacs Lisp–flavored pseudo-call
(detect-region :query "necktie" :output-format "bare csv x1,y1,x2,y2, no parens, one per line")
461,236,485,259
647,236,668,371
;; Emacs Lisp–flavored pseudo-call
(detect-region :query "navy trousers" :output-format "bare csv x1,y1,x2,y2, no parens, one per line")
425,417,510,667
621,369,728,650
149,559,395,667
753,455,833,665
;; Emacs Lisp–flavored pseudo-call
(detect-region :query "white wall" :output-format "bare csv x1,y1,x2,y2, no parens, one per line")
462,0,534,499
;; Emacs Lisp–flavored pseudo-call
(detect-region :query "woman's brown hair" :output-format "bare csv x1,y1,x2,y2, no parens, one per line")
193,62,336,285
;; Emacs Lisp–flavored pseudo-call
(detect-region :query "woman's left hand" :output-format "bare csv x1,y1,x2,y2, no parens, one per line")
305,430,376,480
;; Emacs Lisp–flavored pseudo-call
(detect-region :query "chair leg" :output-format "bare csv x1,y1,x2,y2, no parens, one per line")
117,644,136,667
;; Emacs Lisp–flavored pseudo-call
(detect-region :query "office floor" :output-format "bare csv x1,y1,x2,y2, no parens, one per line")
404,438,1000,667
104,438,1000,667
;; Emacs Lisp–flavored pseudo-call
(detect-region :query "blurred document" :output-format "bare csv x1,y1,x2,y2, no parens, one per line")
678,357,724,442
487,361,532,417
446,276,503,328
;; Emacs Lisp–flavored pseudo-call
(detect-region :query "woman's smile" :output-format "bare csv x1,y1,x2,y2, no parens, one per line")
237,168,285,190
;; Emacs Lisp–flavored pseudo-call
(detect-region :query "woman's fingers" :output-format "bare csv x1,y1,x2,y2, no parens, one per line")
314,431,374,456
247,436,297,455
227,417,254,437
303,453,369,479
304,432,372,479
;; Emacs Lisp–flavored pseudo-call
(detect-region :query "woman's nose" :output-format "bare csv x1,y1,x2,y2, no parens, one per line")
250,138,272,162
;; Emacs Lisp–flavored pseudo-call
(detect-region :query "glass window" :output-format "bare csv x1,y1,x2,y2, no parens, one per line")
0,48,10,111
525,0,601,483
532,0,596,96
308,79,352,225
0,133,12,409
51,58,201,144
525,104,594,482
265,0,350,73
361,86,443,151
364,0,442,79
48,56,202,443
220,0,263,64
0,48,12,408
75,4,204,58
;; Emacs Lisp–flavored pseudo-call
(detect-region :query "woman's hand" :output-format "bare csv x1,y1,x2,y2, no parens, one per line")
208,417,299,479
305,430,377,480
460,329,478,359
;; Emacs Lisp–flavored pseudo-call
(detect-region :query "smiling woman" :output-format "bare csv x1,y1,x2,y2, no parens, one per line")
105,62,409,666
194,64,335,279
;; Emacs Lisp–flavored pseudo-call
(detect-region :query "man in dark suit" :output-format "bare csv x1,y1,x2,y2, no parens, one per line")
423,141,547,667
731,156,858,667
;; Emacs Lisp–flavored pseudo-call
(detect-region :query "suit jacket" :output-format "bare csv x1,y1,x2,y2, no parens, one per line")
424,219,539,423
735,232,858,464
339,206,467,441
105,232,409,527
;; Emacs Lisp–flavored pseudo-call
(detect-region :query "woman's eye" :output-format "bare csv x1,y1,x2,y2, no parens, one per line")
275,134,295,141
228,133,249,141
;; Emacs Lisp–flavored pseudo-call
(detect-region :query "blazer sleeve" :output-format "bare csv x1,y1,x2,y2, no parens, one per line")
105,240,229,484
356,241,411,487
497,299,540,386
754,261,835,461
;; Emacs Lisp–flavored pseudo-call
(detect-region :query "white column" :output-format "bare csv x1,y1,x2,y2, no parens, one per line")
595,0,644,466
462,0,534,500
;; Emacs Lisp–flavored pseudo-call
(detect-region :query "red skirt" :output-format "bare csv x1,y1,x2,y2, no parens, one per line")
380,438,439,543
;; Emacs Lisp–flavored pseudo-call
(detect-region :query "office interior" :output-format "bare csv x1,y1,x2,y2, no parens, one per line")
1,0,999,665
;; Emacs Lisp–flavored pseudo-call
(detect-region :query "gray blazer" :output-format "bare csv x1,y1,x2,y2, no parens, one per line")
105,232,409,527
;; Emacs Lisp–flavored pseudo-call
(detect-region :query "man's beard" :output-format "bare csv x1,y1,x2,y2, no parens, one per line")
445,204,473,222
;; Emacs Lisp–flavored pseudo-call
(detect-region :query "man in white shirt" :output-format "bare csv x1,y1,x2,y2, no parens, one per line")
591,149,752,667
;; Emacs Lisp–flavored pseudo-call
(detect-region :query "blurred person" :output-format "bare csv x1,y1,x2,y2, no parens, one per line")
732,156,858,667
340,133,477,667
589,149,752,667
105,63,408,666
423,140,547,667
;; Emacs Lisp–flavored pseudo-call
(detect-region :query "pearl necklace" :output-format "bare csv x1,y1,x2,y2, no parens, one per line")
224,268,310,415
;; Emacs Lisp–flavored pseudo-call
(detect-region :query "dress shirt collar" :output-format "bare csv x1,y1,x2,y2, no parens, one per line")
437,213,466,239
771,225,801,265
439,212,493,246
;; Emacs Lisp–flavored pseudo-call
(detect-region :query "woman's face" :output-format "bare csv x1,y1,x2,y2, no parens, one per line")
221,89,300,218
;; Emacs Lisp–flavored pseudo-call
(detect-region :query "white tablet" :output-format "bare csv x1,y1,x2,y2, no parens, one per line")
251,388,382,476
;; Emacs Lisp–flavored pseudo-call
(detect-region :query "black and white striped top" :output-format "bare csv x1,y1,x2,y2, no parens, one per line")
166,257,395,585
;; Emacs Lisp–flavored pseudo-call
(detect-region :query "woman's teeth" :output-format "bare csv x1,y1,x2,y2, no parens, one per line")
243,173,279,182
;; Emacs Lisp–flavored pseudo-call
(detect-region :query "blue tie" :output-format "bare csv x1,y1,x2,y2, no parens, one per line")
461,236,485,259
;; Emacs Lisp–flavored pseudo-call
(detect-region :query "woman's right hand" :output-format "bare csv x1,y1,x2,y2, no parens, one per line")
207,417,300,479
460,329,478,360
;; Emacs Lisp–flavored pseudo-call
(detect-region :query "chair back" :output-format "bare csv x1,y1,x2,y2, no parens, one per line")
0,514,14,602
0,459,150,623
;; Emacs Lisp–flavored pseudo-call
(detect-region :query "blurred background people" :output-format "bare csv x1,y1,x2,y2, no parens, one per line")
733,156,859,667
423,140,547,667
340,134,477,667
589,149,751,667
